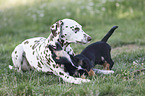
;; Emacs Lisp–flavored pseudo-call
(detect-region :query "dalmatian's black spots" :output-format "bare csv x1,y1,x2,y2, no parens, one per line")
47,62,51,66
64,48,66,51
41,56,44,59
64,34,67,36
83,34,87,37
49,58,54,63
39,45,42,51
24,41,29,44
61,35,65,38
50,68,53,71
45,56,49,61
40,56,42,60
51,25,54,28
59,72,64,76
45,50,49,53
74,28,80,33
56,66,59,68
30,45,32,47
47,58,51,63
51,30,57,37
44,51,46,54
36,56,39,60
15,51,17,54
38,62,42,68
45,55,48,59
16,55,18,57
40,60,44,65
46,58,54,64
52,64,55,68
50,35,54,41
32,51,35,55
32,46,35,50
65,26,68,28
34,40,38,43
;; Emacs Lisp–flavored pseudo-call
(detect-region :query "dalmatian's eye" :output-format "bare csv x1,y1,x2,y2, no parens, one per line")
74,27,80,33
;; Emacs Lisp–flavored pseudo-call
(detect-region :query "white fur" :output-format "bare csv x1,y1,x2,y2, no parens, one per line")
93,69,114,74
11,19,91,84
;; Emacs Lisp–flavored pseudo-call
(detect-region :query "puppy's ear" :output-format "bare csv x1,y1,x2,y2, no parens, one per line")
50,20,63,37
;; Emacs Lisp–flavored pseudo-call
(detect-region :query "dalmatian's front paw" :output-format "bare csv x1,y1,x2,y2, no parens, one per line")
93,69,114,74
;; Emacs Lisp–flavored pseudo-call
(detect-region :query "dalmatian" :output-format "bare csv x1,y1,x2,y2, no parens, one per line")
10,19,92,84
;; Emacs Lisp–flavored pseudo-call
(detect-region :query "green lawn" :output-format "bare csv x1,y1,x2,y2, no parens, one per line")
0,0,145,95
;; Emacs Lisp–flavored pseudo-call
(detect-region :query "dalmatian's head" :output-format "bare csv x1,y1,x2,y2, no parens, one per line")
50,19,92,44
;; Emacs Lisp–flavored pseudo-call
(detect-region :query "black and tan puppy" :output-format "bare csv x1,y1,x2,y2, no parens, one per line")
75,26,118,70
48,43,94,77
48,26,118,76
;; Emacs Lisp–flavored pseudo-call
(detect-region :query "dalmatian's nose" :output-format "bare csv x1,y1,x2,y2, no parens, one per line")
87,36,92,41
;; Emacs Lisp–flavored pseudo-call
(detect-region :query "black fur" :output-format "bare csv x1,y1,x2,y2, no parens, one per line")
75,26,118,70
48,26,118,76
48,43,87,76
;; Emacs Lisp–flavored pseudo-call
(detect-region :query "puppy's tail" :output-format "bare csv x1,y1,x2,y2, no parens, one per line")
101,26,118,42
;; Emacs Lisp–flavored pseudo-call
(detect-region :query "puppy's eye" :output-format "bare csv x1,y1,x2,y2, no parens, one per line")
74,28,80,33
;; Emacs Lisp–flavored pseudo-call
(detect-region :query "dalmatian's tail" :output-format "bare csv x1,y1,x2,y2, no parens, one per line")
9,65,13,69
101,26,118,42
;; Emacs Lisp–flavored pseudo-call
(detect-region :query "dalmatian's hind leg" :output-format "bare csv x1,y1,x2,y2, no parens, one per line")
11,44,31,72
11,44,23,72
21,56,33,71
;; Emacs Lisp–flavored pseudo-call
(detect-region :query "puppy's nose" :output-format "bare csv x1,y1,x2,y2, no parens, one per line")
87,36,92,41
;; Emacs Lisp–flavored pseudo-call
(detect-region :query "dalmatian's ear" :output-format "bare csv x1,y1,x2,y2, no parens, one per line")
50,20,63,37
55,42,63,50
48,45,55,54
48,42,62,53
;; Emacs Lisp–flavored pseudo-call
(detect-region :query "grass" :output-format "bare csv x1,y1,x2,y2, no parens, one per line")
0,0,145,95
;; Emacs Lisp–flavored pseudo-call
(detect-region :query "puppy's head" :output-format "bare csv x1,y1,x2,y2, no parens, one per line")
74,54,95,77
